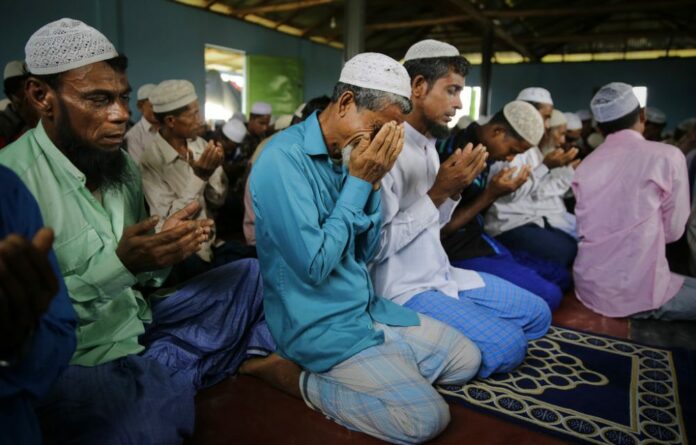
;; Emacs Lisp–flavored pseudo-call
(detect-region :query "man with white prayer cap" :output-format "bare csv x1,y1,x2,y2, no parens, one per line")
573,82,692,320
239,100,272,161
124,82,158,163
220,117,247,179
446,101,573,310
0,60,38,148
249,51,481,443
0,18,278,444
576,108,594,147
644,106,667,142
491,89,579,268
369,39,549,380
142,79,256,282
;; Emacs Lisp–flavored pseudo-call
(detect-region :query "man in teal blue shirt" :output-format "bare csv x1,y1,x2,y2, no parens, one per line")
250,53,481,444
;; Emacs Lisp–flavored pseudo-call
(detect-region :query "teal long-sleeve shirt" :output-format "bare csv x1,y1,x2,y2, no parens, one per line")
250,113,419,373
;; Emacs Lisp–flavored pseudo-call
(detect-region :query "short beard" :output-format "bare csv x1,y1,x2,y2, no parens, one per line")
56,98,130,191
341,143,355,167
424,116,451,139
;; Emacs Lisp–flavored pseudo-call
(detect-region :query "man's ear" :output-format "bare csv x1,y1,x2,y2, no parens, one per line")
337,90,355,118
638,107,646,124
164,115,177,129
411,75,428,100
25,77,55,118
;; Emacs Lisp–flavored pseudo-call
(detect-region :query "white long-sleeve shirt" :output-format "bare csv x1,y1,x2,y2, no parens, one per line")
125,117,158,164
369,122,483,305
140,133,228,261
484,146,576,238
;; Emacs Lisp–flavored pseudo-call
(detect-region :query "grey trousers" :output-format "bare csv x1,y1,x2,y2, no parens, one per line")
632,275,696,320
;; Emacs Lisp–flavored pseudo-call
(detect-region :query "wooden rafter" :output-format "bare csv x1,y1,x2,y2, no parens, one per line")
234,0,334,16
483,0,696,19
367,15,471,31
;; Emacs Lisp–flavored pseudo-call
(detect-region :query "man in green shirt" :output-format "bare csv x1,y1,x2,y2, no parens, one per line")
0,18,276,444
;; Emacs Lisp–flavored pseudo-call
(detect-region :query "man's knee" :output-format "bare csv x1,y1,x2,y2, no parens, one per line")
527,295,552,338
389,397,451,443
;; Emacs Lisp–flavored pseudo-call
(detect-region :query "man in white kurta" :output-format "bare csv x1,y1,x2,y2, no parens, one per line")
125,83,159,163
370,40,551,378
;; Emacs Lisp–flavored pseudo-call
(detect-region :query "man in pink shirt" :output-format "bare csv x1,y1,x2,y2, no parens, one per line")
572,82,694,319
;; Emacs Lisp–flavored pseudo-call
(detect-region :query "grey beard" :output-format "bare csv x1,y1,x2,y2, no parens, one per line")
342,144,355,167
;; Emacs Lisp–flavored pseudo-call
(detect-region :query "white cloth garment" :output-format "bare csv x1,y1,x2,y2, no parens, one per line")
369,122,484,306
140,133,228,261
125,117,158,164
484,147,576,238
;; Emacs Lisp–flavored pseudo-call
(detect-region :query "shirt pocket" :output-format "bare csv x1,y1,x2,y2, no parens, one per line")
54,227,105,275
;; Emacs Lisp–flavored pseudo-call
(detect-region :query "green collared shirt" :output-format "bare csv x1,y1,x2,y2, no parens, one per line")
0,122,168,366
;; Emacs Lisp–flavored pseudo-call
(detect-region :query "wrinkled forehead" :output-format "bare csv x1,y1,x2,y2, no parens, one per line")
57,61,129,94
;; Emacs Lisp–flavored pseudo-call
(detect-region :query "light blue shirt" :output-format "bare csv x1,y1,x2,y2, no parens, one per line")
250,113,419,373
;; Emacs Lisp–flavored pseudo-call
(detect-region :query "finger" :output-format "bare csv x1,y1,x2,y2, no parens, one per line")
368,122,393,154
124,216,159,238
378,122,397,156
31,227,54,256
387,125,405,166
144,222,200,248
170,202,202,222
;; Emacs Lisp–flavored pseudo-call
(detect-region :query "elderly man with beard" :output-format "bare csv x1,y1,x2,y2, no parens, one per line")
369,40,551,379
0,18,277,444
249,52,481,444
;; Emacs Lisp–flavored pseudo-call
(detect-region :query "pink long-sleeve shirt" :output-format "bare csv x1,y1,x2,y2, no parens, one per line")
572,129,690,317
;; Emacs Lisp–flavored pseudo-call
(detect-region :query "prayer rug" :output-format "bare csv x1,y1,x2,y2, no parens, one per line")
439,326,696,444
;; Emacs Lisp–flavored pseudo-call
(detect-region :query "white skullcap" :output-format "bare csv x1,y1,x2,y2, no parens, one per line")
517,87,553,106
4,60,26,80
137,83,157,101
150,80,198,113
587,132,605,149
645,107,666,125
222,118,247,143
25,18,118,75
0,98,10,111
293,103,306,118
339,52,411,99
503,100,545,146
564,112,582,131
549,109,567,128
590,82,640,123
404,39,459,61
274,114,294,131
677,117,696,132
251,101,272,115
576,109,592,121
232,111,247,123
456,116,473,129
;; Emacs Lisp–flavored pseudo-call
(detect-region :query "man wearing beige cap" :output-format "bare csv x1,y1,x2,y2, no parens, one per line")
0,60,38,148
141,79,254,282
0,18,276,444
124,82,158,163
249,52,481,443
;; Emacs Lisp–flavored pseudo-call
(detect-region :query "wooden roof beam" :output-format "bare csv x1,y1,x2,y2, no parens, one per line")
367,15,471,31
234,0,335,16
483,1,696,19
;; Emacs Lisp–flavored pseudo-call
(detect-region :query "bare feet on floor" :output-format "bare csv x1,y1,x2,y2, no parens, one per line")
239,353,303,399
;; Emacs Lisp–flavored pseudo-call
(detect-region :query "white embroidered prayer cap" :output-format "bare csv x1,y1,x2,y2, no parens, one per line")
549,109,567,128
517,87,554,106
564,112,583,131
251,101,272,115
25,18,118,75
503,100,545,146
645,107,666,124
576,109,592,121
404,39,459,61
137,83,157,101
339,52,411,99
590,82,640,123
274,114,294,131
3,60,26,80
456,116,473,130
222,118,247,143
587,132,605,148
150,80,198,113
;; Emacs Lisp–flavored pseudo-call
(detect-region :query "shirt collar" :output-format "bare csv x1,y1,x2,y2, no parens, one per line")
302,112,330,156
404,121,436,151
154,132,183,164
605,128,645,144
140,117,154,133
34,120,87,184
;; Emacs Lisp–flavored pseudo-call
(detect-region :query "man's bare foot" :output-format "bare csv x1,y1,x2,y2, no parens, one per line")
239,353,303,399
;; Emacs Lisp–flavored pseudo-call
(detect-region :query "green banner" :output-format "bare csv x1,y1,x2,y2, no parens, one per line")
246,54,304,116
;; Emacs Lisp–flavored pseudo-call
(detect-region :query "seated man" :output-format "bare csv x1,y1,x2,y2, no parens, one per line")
251,52,481,444
370,40,550,380
124,82,158,163
488,87,579,268
0,60,39,148
1,18,276,444
0,165,76,445
574,82,694,320
486,109,579,244
141,79,254,283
